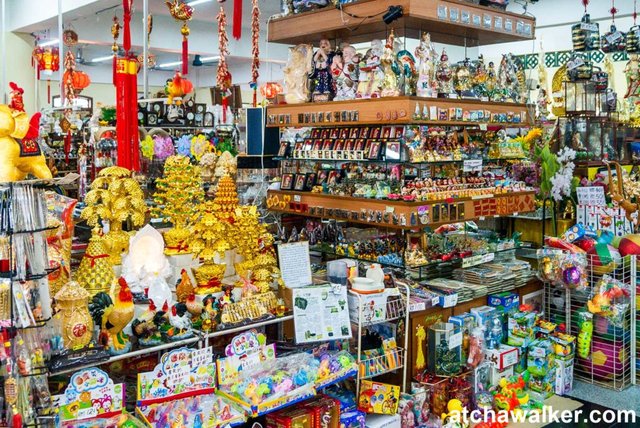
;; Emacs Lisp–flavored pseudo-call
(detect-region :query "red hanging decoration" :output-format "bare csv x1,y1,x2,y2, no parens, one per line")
610,0,617,22
250,0,260,107
63,50,77,105
112,15,121,86
217,6,232,122
122,0,132,53
115,57,140,171
233,0,243,40
166,1,194,75
582,0,589,12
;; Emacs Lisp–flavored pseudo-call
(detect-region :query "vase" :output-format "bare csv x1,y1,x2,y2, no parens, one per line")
54,281,94,349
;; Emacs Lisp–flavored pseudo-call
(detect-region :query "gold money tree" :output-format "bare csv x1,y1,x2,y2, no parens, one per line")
80,166,146,264
190,200,231,294
152,155,204,255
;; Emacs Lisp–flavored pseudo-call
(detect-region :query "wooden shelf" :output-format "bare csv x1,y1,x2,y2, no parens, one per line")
268,0,535,46
266,96,532,128
267,189,536,228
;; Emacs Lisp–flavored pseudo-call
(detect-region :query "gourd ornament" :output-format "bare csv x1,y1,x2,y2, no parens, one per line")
0,88,52,182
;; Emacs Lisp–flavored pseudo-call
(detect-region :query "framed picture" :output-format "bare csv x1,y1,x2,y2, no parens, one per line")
281,173,294,190
354,139,366,151
349,128,359,139
394,127,404,138
294,174,307,191
278,142,290,157
382,126,392,139
330,128,340,139
305,173,317,190
334,139,345,151
321,129,330,139
317,170,329,184
339,128,349,139
322,139,334,151
385,141,401,160
371,127,382,139
194,113,204,127
522,290,544,313
368,141,382,160
359,127,371,138
344,139,355,151
203,112,214,127
312,140,323,151
327,170,340,185
311,129,321,138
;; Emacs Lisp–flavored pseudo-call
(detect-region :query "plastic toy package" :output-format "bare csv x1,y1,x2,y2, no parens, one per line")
587,274,631,327
536,248,587,290
60,412,146,428
138,393,245,427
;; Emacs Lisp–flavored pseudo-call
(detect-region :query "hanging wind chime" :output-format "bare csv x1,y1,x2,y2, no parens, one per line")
250,0,260,107
217,6,232,122
627,0,640,53
115,0,141,172
601,0,625,53
166,0,193,75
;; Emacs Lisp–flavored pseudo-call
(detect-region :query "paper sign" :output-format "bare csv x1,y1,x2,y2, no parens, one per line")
55,368,124,422
463,159,483,172
576,186,606,206
462,252,494,268
217,329,276,386
277,241,313,287
293,284,352,344
449,332,463,349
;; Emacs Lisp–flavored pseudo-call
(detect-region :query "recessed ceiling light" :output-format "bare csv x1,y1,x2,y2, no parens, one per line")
187,0,213,6
158,60,183,68
91,55,114,63
39,39,59,47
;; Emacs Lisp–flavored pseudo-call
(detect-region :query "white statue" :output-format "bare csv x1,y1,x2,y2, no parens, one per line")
334,45,360,101
284,44,314,104
415,32,437,98
357,39,384,99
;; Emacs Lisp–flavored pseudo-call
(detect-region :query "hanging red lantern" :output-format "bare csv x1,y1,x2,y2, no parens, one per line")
63,69,91,94
260,82,283,101
33,46,60,76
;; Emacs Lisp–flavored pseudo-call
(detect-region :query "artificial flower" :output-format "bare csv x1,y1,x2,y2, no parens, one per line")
153,135,175,160
176,135,192,157
191,134,212,161
140,135,154,160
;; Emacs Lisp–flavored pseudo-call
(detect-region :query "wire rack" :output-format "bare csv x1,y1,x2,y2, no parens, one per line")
544,254,636,391
349,292,407,326
359,347,406,379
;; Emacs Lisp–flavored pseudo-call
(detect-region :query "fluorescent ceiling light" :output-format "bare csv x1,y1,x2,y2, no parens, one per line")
200,56,220,61
158,60,183,68
91,55,114,63
39,39,59,47
187,0,213,6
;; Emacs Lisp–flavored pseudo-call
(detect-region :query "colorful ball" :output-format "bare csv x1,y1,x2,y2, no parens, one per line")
587,244,620,275
575,238,596,253
617,234,640,257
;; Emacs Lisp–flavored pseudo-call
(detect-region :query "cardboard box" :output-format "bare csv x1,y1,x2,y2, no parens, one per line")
471,306,497,331
364,414,401,428
527,338,556,378
528,370,556,398
485,344,518,371
359,381,400,415
555,358,574,396
348,290,388,324
489,364,514,387
488,292,519,312
507,312,537,347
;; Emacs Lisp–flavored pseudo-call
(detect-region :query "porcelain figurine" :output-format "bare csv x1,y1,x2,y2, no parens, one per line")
356,39,384,99
379,30,401,97
485,61,498,100
473,55,488,97
397,49,417,96
283,43,314,104
435,49,453,97
454,58,474,98
415,32,438,98
311,38,335,101
334,44,360,101
625,54,640,99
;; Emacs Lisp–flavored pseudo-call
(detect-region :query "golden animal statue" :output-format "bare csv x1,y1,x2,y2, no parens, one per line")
0,104,52,182
606,160,639,224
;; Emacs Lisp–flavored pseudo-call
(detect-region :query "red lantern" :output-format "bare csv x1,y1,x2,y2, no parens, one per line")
260,82,283,101
33,46,60,76
63,70,91,94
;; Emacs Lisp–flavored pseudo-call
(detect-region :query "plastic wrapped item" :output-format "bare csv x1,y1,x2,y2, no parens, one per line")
60,412,146,428
626,25,640,53
571,13,600,52
138,393,245,427
586,275,630,326
601,25,625,53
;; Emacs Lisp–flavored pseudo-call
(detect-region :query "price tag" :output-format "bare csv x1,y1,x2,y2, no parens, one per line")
566,57,585,71
513,212,519,216
441,294,458,308
432,296,440,306
463,159,483,172
479,123,488,131
449,332,463,350
479,216,486,221
386,206,395,213
293,195,301,202
580,22,598,32
605,31,623,43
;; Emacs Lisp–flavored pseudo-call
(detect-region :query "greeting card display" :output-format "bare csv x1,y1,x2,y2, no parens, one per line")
217,329,276,386
55,368,124,422
137,346,217,404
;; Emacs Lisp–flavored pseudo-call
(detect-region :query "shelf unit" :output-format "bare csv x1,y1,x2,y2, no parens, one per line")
268,0,535,46
266,97,532,128
349,283,410,393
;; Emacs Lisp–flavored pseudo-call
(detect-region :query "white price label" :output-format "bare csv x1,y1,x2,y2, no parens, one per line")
479,123,488,131
449,332,463,350
293,195,301,202
441,294,458,307
432,297,441,306
386,206,395,213
462,252,495,268
463,158,483,172
580,22,598,32
605,31,623,44
566,58,585,71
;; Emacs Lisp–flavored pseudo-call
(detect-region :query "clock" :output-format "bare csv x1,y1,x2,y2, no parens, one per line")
194,113,204,126
195,103,206,114
186,111,195,126
147,113,158,125
138,101,148,111
203,112,214,127
152,102,162,113
137,111,145,124
185,99,195,109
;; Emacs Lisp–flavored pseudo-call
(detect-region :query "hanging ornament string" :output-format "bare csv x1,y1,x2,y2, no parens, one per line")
166,0,193,75
610,0,617,24
233,0,243,40
582,0,589,14
122,0,132,54
250,0,260,107
111,15,120,85
217,6,232,122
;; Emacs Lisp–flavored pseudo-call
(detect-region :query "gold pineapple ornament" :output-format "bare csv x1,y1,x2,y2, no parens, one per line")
153,155,204,255
54,281,94,349
80,166,146,264
191,200,231,293
76,230,116,296
213,173,239,219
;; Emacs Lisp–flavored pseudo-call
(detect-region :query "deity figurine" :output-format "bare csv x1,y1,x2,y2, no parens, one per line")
380,30,401,97
283,44,314,104
485,61,498,100
453,58,475,98
356,39,384,99
310,38,335,101
334,44,360,101
397,49,417,96
473,55,488,98
435,49,453,98
536,88,550,121
415,32,437,98
625,54,640,99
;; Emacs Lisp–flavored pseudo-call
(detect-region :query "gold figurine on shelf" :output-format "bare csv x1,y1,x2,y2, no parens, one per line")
75,229,116,296
80,166,146,264
54,281,94,349
153,155,204,255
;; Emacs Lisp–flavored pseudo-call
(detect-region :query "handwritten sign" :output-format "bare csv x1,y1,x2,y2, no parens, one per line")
277,241,312,287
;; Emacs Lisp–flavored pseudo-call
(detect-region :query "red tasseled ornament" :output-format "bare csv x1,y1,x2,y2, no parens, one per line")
182,37,188,75
122,0,132,53
233,0,242,40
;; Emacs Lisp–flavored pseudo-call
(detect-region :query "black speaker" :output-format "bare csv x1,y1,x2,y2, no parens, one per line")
246,107,279,155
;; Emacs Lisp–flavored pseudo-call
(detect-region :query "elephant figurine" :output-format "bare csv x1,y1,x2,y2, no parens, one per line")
0,105,52,182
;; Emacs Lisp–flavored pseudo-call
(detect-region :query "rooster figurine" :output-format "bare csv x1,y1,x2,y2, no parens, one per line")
167,303,193,339
131,300,165,346
165,71,194,105
176,269,194,302
89,277,135,355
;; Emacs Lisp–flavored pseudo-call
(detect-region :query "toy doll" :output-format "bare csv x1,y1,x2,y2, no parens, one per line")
311,38,335,101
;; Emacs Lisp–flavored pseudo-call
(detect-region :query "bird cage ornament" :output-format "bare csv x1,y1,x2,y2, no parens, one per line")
601,2,625,53
572,2,600,52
